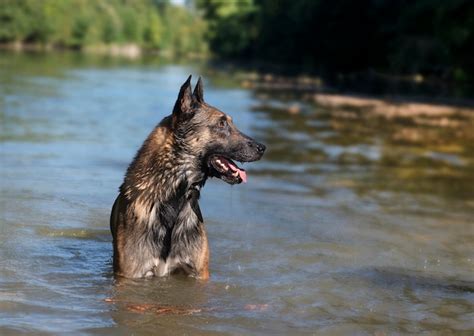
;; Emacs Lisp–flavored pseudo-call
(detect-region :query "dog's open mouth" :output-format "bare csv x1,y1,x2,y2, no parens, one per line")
208,155,247,184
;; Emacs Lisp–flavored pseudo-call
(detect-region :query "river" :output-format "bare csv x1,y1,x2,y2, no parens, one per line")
1,52,473,334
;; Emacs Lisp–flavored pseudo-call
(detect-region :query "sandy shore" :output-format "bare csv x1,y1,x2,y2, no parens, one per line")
312,93,474,118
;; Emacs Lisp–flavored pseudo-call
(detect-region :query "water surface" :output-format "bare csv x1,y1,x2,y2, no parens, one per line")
1,52,473,335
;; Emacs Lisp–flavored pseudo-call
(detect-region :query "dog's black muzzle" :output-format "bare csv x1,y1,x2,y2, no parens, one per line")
206,132,266,185
230,132,266,163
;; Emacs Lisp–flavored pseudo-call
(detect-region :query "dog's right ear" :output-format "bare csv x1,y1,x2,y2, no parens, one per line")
172,75,193,125
193,76,204,103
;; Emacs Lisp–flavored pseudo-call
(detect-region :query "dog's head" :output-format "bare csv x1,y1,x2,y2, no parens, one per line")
171,75,265,185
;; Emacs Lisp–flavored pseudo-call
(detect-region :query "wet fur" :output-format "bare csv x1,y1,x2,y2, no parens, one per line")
110,76,264,279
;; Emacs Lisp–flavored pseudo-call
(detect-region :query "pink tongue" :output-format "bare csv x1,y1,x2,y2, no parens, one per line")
227,161,247,183
238,169,247,183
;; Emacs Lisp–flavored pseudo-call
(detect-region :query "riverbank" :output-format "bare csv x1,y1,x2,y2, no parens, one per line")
3,47,473,118
312,94,474,120
237,71,474,109
242,72,474,156
1,42,142,59
0,42,211,60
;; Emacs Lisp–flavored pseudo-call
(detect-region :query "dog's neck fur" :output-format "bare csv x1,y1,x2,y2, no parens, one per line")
120,116,206,226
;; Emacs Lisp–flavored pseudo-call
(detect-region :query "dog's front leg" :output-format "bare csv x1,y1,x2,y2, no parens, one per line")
195,225,209,280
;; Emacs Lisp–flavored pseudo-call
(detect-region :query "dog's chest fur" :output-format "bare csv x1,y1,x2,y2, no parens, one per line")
131,188,202,276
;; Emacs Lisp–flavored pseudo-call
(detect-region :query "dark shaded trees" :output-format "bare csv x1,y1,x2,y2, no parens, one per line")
198,0,474,81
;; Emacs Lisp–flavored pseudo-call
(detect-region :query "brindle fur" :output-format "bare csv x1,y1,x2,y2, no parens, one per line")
110,76,265,279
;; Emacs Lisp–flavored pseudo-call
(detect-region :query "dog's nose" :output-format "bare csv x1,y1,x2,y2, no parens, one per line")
247,141,266,154
256,142,266,154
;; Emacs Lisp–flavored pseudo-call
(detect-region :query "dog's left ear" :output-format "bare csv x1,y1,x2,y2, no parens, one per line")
173,75,194,125
193,76,204,104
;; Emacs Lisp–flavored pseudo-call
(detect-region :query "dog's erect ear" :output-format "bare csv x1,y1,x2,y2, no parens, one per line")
193,76,204,103
172,75,194,124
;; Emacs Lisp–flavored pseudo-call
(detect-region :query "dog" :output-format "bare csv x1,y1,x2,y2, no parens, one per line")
110,76,265,279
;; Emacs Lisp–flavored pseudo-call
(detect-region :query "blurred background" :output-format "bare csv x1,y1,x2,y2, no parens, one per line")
1,0,473,334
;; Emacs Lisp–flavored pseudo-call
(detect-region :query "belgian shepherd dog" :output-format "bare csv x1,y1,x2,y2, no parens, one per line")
110,76,265,279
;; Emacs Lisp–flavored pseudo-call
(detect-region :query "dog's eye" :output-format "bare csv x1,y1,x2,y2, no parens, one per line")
218,119,227,128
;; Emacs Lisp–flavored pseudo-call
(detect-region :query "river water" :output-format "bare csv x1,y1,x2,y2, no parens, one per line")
1,52,473,335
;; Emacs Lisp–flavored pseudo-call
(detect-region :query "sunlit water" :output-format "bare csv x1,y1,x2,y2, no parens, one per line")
1,52,473,335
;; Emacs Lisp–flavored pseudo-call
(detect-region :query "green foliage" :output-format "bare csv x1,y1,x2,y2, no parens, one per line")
2,0,473,80
71,15,89,48
0,0,207,55
0,0,30,42
143,11,164,49
159,4,208,55
197,0,257,57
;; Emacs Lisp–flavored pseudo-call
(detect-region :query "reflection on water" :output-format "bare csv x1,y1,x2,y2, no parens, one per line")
1,52,473,334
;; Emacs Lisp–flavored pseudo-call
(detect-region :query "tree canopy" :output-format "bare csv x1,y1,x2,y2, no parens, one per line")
0,0,207,55
1,0,473,82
